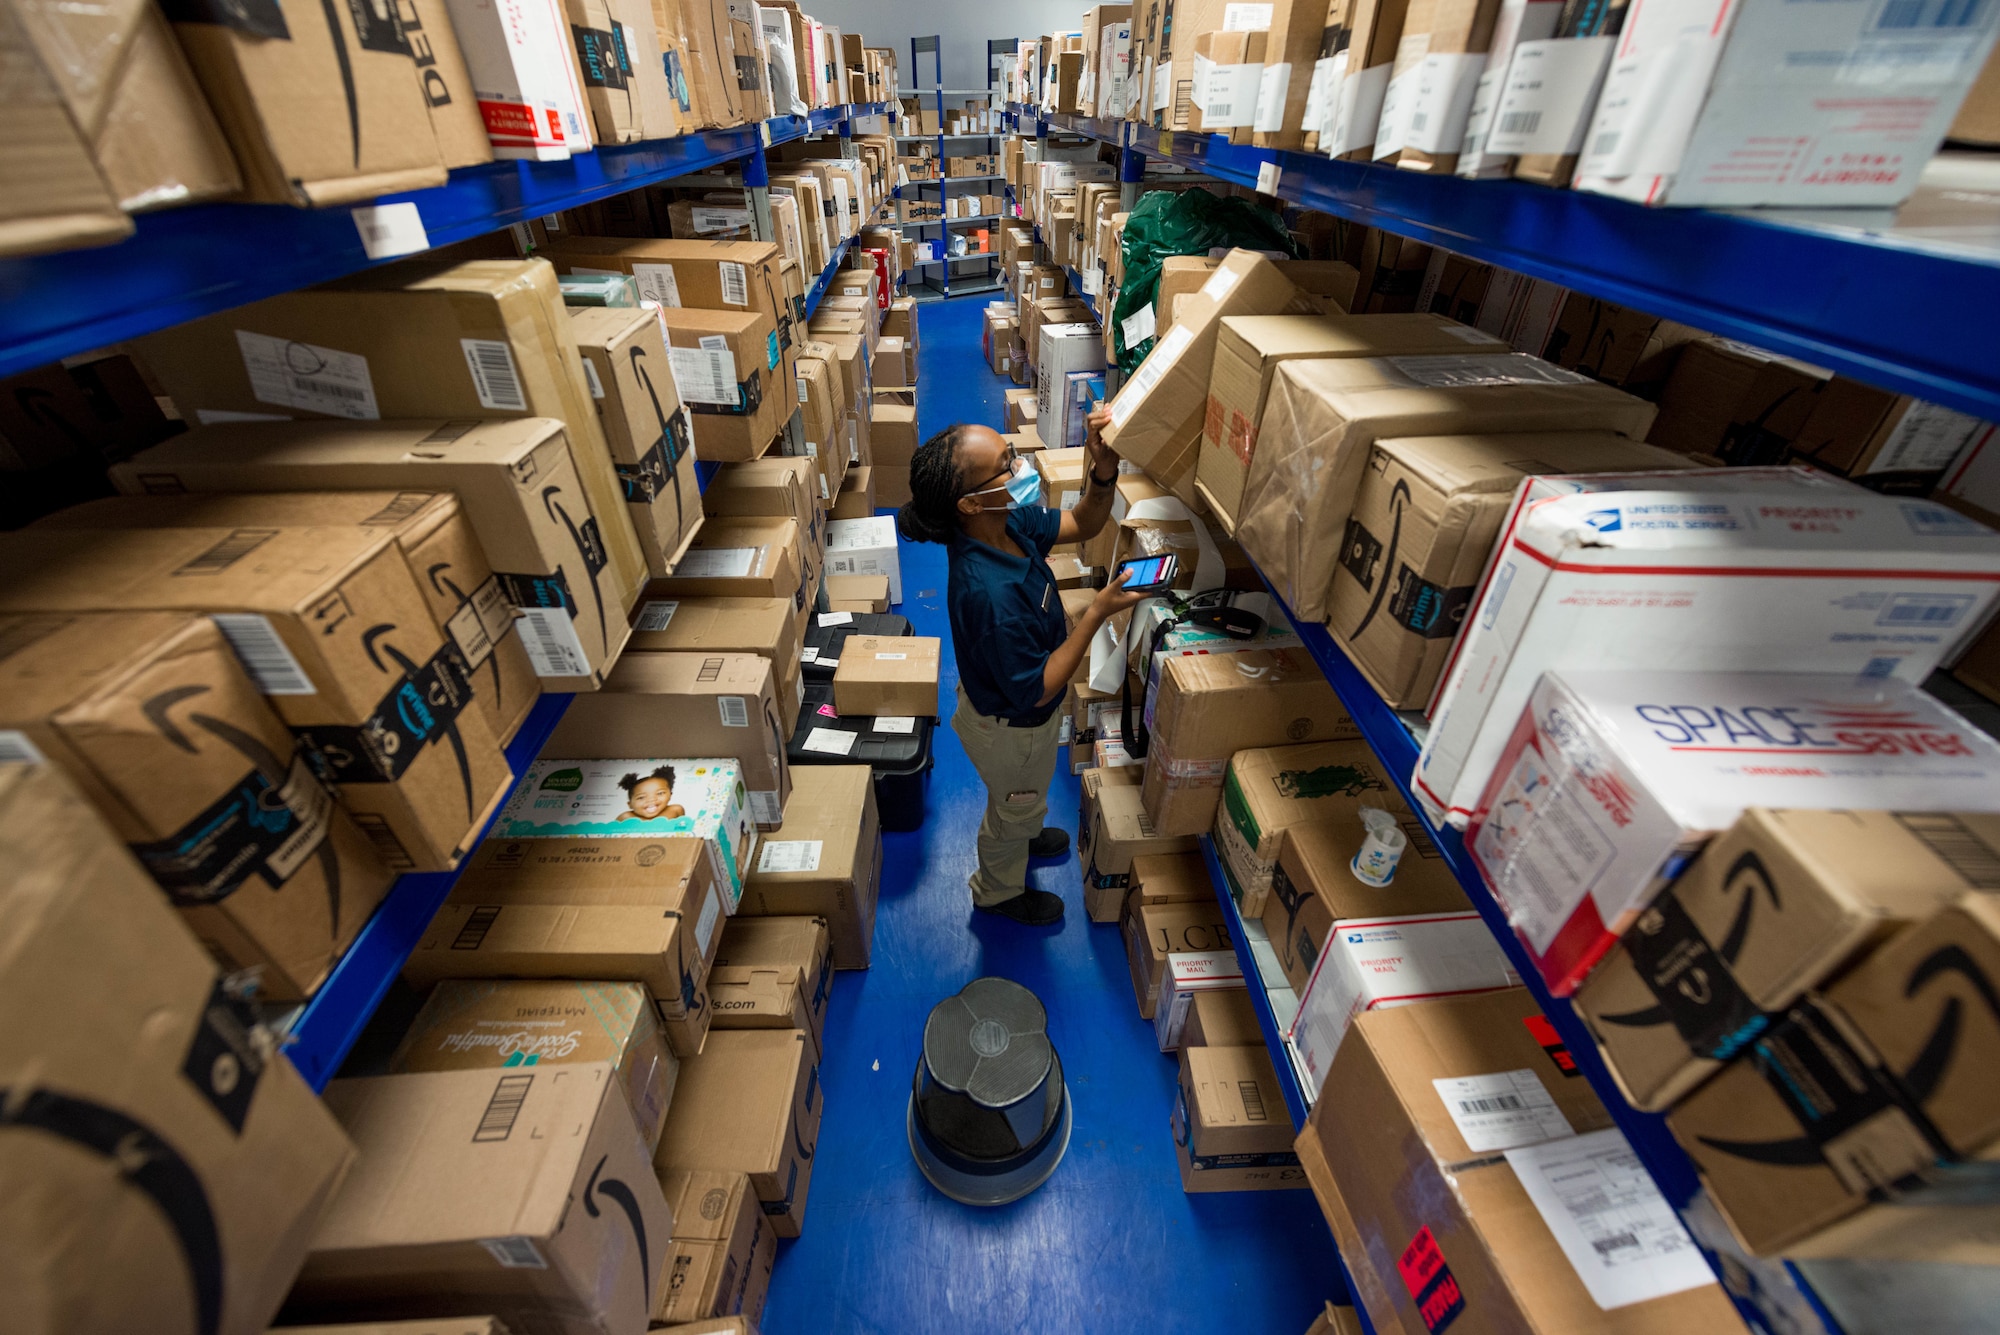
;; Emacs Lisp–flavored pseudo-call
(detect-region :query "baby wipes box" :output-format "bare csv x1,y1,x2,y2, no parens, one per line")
495,757,757,907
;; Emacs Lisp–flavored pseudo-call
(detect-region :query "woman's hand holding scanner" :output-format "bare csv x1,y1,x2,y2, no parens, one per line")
1092,565,1153,619
1039,566,1152,706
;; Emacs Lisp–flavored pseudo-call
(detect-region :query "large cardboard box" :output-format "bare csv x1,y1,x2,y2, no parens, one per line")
654,1169,776,1327
1186,985,1264,1049
1470,670,2000,997
1262,813,1471,995
170,0,446,203
0,3,129,258
1125,898,1233,1019
1576,807,2000,1113
1140,648,1359,839
652,518,808,622
1671,895,2000,1254
1079,765,1200,922
625,596,802,733
1105,250,1309,504
570,306,705,578
1307,989,1737,1334
740,765,881,968
0,611,391,1001
1788,377,1993,494
709,915,832,1059
1416,468,2000,831
653,1030,822,1238
1647,337,1830,463
39,490,541,747
1170,1042,1307,1192
547,653,792,829
1213,740,1410,915
131,258,648,613
1195,312,1510,532
832,634,939,717
298,1064,668,1335
539,237,792,350
1330,432,1693,707
1131,849,1218,910
655,306,791,463
114,418,638,691
0,761,356,1335
387,979,677,1151
0,524,513,872
1236,352,1656,622
870,403,920,471
704,460,820,588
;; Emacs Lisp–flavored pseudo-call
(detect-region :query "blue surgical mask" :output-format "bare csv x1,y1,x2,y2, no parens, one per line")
969,458,1042,510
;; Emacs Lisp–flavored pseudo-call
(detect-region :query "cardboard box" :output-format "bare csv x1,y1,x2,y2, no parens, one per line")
654,1170,776,1327
570,306,705,577
0,761,355,1335
1080,765,1201,921
114,417,638,690
653,1030,822,1238
1195,312,1510,531
1155,949,1246,1050
1470,670,2000,996
387,979,676,1150
1141,648,1359,839
1671,894,2000,1254
1330,431,1693,706
170,0,446,203
825,573,890,613
823,515,903,603
299,1065,668,1334
832,634,939,717
1789,378,1993,493
0,611,392,1001
700,458,823,602
1648,337,1830,463
1575,0,2000,207
652,517,807,614
545,654,791,830
445,0,587,158
274,1321,512,1334
1213,740,1411,914
539,238,791,347
0,524,513,873
1415,468,2000,832
709,915,832,1058
740,765,882,968
1131,849,1217,911
624,596,802,733
1170,1043,1307,1193
0,5,130,258
1236,352,1656,622
1307,989,1738,1335
1263,814,1473,996
1125,898,1233,1018
40,489,541,748
1185,985,1263,1049
1576,807,2000,1113
656,306,789,462
1290,911,1522,1097
1006,388,1039,434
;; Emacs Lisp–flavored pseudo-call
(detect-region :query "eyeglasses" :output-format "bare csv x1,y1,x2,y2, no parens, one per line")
961,445,1021,498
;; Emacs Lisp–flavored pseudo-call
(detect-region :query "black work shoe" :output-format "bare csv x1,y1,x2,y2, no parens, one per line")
1028,826,1070,860
976,888,1066,926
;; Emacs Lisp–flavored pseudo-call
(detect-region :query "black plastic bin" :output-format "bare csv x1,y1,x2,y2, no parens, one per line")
802,611,912,683
787,679,933,832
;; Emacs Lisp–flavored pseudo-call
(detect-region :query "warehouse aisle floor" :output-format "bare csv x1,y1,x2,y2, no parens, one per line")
760,295,1342,1334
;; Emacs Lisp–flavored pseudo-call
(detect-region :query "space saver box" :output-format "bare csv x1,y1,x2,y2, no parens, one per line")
1414,468,2000,831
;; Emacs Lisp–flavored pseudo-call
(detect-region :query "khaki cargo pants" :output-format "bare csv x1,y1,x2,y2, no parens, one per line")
950,683,1062,907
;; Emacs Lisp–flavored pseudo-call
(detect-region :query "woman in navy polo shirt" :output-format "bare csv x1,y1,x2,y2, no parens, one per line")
896,409,1148,925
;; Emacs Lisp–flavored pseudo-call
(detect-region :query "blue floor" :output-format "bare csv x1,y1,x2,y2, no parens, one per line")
759,296,1343,1334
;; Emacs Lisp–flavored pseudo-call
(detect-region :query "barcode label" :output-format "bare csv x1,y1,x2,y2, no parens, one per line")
1498,109,1540,135
1458,1093,1526,1115
474,1073,534,1141
175,527,276,574
637,599,679,632
1591,130,1619,158
719,260,749,306
692,206,751,232
453,904,501,949
1898,812,2000,887
668,345,740,406
1238,1079,1268,1122
873,716,917,734
631,262,683,307
1434,1069,1574,1151
1876,0,1988,27
581,357,605,400
461,339,528,412
236,330,378,419
0,730,45,763
1592,1231,1640,1255
348,811,415,869
1878,593,1974,626
350,201,430,259
717,695,750,727
481,1235,548,1269
758,838,824,873
515,607,593,677
211,614,316,695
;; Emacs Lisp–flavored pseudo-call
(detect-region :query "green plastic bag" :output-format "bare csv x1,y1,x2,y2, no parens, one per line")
1111,188,1298,373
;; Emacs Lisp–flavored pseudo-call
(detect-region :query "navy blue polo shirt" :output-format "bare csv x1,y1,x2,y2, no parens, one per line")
948,506,1068,722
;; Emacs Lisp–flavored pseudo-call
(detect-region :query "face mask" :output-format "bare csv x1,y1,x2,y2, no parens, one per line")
968,458,1041,511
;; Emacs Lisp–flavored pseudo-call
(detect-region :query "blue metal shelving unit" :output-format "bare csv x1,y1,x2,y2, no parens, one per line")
1013,105,2000,426
0,103,888,380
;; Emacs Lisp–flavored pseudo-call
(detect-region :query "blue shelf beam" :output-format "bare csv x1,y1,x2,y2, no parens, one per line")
0,104,888,381
1012,105,2000,426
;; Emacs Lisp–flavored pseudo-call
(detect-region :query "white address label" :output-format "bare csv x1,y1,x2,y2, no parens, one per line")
1433,1068,1573,1151
236,330,378,420
757,838,825,872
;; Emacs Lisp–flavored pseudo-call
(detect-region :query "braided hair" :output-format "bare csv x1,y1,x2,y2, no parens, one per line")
896,424,971,545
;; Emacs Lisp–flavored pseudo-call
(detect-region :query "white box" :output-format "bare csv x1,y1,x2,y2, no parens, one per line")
1942,424,2000,526
1037,323,1106,449
1101,22,1133,118
444,0,578,159
1468,670,2000,995
1154,950,1246,1051
1286,912,1521,1097
1412,466,2000,829
825,515,903,604
1575,0,2000,207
